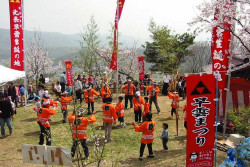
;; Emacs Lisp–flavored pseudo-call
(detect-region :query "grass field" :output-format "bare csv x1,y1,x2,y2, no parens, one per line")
0,94,227,167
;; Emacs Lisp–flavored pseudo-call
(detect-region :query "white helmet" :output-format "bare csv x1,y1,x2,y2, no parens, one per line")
136,91,140,96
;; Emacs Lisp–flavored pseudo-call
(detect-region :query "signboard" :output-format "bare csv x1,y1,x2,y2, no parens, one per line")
64,60,73,87
186,74,216,167
9,0,24,71
22,144,72,166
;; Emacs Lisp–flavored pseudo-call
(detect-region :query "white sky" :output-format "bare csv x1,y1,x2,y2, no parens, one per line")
0,0,210,42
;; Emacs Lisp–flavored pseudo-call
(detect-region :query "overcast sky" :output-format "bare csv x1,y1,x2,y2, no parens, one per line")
0,0,210,42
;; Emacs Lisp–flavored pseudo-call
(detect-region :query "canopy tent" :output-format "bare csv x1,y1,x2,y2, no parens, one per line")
0,65,25,85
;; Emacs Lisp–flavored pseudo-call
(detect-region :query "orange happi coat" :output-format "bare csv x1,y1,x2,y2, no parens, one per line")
68,114,96,140
134,121,155,144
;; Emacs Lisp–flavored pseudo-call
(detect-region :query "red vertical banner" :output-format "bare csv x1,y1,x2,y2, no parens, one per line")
110,0,126,71
138,56,144,80
186,74,216,167
9,0,24,71
64,61,73,87
211,1,233,89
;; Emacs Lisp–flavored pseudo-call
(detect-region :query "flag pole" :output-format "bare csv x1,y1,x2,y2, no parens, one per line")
223,1,236,139
116,0,119,103
214,71,219,167
22,0,27,106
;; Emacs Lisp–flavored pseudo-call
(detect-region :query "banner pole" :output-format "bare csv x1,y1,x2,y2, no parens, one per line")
116,0,119,103
214,72,219,167
223,1,236,139
22,0,27,107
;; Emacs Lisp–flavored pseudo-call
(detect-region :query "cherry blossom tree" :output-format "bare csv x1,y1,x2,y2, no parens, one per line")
97,43,139,80
25,30,63,87
189,0,250,54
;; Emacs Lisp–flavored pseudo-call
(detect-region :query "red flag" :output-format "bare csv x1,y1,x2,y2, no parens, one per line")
110,0,126,71
186,74,216,167
65,61,73,87
138,56,145,80
110,30,118,71
115,0,126,30
9,0,24,71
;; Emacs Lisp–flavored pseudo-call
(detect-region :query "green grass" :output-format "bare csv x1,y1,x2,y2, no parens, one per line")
0,95,227,166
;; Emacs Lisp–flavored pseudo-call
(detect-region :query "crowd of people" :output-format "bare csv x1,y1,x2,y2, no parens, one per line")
0,71,187,161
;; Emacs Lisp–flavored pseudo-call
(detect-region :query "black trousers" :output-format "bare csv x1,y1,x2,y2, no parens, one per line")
162,138,168,150
60,82,66,93
140,143,153,157
171,107,176,116
88,102,94,113
125,95,133,108
71,139,89,158
62,110,68,122
38,123,51,146
134,109,142,122
162,83,169,95
75,90,82,103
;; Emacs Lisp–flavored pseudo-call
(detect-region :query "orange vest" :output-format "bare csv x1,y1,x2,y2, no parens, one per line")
42,98,58,108
133,96,144,111
134,121,155,144
37,107,56,127
101,86,111,99
168,92,180,109
84,89,100,103
68,114,96,140
102,103,117,123
60,96,72,110
143,102,150,117
122,84,136,96
146,86,160,99
115,102,124,118
183,105,187,122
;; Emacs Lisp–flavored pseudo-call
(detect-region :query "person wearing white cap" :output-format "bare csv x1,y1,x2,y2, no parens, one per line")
68,109,96,159
146,82,161,114
133,91,145,123
122,79,136,109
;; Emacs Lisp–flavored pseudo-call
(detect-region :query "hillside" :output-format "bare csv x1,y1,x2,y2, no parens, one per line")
0,28,146,64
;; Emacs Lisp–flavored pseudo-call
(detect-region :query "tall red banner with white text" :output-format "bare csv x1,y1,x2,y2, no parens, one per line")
211,1,233,116
110,0,126,71
64,61,73,87
9,0,24,71
211,1,233,89
186,74,216,167
138,56,144,80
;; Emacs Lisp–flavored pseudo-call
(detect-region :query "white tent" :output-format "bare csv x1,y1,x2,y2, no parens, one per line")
0,65,25,84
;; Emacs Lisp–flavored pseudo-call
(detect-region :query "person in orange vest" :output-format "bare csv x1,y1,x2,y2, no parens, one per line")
116,96,126,127
168,91,180,119
68,108,96,159
122,79,136,109
59,92,72,123
183,104,187,129
133,91,144,123
142,97,150,122
102,97,117,142
132,113,155,161
37,97,57,146
84,86,100,115
101,83,112,103
146,82,161,114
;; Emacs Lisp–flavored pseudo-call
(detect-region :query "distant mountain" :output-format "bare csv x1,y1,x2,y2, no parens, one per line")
0,28,147,64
